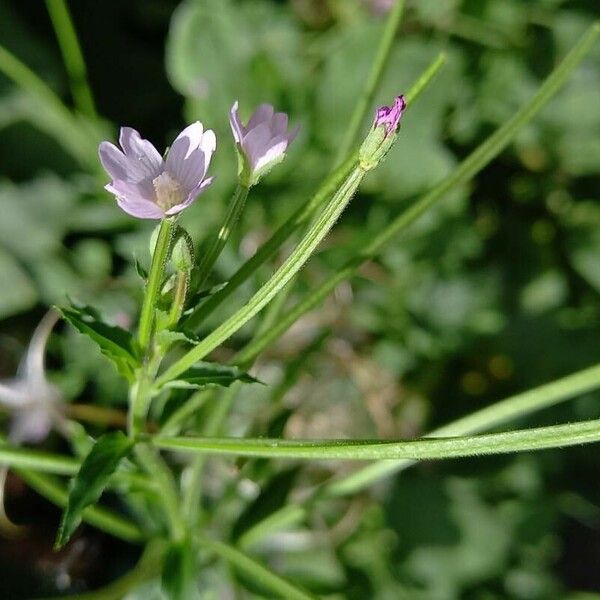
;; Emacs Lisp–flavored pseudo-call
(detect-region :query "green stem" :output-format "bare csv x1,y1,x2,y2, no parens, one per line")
184,52,444,332
157,167,365,387
335,0,406,164
326,362,600,496
45,0,97,119
129,354,161,438
231,21,600,367
134,444,185,542
237,363,600,548
16,468,144,543
195,183,250,288
0,444,153,491
152,416,600,461
138,218,175,350
196,534,317,600
181,385,238,524
159,389,213,437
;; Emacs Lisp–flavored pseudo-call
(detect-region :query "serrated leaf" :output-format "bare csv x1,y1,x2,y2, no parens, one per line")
161,538,198,600
58,303,140,381
162,361,259,390
56,431,133,548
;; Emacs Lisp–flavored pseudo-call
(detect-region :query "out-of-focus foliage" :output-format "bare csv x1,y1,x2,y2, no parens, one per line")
0,0,599,597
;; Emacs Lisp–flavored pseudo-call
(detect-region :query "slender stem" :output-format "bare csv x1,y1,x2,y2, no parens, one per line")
0,443,154,492
196,534,317,600
138,218,175,350
167,269,189,328
159,389,213,437
157,167,364,387
184,52,444,333
153,417,600,461
195,184,250,289
134,444,185,541
0,446,78,475
231,22,600,367
16,468,144,543
238,363,600,547
45,0,97,118
326,362,600,495
335,0,406,164
181,385,238,524
129,354,161,438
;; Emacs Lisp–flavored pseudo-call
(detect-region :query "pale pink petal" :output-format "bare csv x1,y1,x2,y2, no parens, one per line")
0,382,27,408
199,129,217,158
247,104,275,131
21,310,59,383
254,138,288,173
118,127,163,178
229,102,245,144
272,112,289,137
241,122,273,169
98,142,133,181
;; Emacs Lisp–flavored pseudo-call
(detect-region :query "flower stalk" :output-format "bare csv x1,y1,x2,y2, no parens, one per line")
137,218,175,351
194,183,250,289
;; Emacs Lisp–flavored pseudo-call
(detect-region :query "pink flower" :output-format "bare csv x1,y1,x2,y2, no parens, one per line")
373,95,407,136
99,123,216,219
0,311,63,444
229,101,299,186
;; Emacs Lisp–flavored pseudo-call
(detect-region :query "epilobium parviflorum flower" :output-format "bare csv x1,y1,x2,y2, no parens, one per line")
359,94,406,171
99,123,216,219
229,101,299,187
0,310,63,443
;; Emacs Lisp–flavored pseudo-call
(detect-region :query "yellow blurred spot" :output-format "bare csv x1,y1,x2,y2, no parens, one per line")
489,355,513,380
462,371,488,395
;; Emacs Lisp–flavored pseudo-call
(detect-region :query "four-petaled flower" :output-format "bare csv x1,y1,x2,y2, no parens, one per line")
99,123,216,219
0,311,63,443
229,101,299,186
373,94,406,136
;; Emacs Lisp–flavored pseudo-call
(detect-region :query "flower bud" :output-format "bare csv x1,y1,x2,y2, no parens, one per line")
359,95,406,171
172,234,194,272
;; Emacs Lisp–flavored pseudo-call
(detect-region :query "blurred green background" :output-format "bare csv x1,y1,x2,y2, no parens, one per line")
0,0,599,597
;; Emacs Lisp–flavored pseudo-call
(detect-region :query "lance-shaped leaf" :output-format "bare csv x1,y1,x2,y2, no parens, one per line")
58,303,140,381
161,361,258,391
161,538,198,600
56,431,134,548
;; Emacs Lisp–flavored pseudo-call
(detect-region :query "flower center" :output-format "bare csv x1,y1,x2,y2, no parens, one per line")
153,172,184,210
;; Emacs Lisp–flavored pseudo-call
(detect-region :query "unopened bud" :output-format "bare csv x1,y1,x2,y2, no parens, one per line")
172,234,194,271
359,95,406,171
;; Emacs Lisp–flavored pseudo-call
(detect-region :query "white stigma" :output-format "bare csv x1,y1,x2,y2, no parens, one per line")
153,172,184,210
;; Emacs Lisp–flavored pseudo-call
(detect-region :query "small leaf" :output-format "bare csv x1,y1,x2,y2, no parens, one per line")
162,361,259,390
134,258,148,281
155,328,199,353
58,303,140,381
161,538,198,600
56,431,133,548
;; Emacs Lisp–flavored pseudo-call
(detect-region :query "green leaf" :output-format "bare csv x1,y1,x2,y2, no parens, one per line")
161,538,198,600
161,361,258,391
58,303,140,381
56,431,134,548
